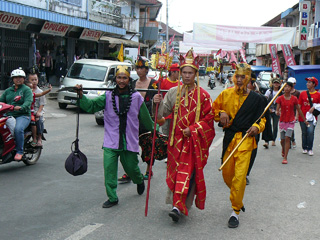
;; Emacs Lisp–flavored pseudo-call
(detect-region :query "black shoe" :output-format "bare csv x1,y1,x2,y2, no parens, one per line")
143,171,153,180
169,209,180,222
102,199,118,208
118,174,131,183
137,181,145,195
246,177,250,185
228,216,239,228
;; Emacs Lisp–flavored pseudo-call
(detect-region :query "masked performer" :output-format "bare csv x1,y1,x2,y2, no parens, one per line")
76,66,155,208
153,48,215,222
212,63,267,228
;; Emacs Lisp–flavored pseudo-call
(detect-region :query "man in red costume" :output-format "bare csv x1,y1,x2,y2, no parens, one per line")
160,63,182,136
153,49,215,222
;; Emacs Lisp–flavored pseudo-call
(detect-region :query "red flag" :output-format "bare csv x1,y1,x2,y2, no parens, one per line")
168,34,175,45
216,49,222,56
169,47,174,57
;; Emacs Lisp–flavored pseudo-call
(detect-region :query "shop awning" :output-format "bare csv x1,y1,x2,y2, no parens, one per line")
100,36,148,48
0,0,125,35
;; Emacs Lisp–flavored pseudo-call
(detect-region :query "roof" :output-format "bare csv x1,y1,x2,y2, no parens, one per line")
251,66,272,71
288,65,320,71
100,36,148,48
74,59,132,67
159,22,183,38
1,0,125,35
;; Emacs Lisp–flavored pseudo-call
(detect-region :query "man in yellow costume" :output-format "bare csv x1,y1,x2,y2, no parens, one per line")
212,63,267,228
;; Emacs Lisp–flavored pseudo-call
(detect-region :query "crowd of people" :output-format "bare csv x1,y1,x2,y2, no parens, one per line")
2,47,319,229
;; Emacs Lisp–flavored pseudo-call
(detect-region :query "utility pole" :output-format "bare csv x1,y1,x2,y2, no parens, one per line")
166,0,169,53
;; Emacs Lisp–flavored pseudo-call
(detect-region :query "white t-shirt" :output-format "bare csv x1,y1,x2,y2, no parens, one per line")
265,89,279,112
33,87,46,116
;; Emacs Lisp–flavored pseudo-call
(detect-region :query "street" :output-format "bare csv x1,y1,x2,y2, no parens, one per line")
0,77,319,240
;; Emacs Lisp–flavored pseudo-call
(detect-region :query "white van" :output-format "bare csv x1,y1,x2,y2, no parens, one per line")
57,59,132,109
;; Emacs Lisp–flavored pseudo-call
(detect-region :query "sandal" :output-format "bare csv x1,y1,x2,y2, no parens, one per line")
31,141,37,147
37,140,43,147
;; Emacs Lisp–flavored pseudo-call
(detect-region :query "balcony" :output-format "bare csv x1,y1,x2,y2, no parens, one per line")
89,0,122,28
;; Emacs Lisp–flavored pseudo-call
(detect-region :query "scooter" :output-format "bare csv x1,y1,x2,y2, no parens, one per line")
0,102,44,166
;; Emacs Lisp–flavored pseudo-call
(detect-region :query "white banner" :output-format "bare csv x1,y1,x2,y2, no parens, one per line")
193,23,296,45
182,32,242,51
0,12,23,30
40,22,69,36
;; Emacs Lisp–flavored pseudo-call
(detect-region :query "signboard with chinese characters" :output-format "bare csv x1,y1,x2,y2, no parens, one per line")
298,1,311,50
40,22,69,36
79,29,102,41
0,12,23,30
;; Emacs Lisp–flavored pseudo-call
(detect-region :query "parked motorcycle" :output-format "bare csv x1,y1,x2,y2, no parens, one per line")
0,102,44,166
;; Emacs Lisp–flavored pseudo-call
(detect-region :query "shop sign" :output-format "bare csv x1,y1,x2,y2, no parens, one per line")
299,1,311,50
80,29,102,41
40,22,69,36
0,12,23,29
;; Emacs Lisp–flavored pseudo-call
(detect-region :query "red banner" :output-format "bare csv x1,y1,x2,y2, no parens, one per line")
269,44,282,75
281,44,296,66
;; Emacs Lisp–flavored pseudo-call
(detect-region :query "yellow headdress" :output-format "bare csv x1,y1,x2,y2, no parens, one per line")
233,63,251,93
235,63,251,76
116,65,130,77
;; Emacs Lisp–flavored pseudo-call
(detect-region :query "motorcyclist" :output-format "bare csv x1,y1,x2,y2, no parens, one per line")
0,68,33,161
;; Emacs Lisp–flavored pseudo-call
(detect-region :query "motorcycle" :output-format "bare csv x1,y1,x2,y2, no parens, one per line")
0,102,44,166
208,74,216,89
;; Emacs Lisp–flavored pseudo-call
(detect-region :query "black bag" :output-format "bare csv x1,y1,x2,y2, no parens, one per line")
306,91,320,117
65,90,88,176
65,139,87,176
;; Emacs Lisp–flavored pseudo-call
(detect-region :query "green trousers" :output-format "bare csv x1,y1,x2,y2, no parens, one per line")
103,148,143,202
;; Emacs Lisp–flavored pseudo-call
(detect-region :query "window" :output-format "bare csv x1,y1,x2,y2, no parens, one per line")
60,0,82,7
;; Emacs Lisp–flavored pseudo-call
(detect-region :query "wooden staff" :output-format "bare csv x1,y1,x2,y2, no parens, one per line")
219,82,287,171
58,87,168,93
145,75,163,217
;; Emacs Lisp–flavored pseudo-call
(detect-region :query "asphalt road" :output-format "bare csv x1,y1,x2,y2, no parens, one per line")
0,77,319,240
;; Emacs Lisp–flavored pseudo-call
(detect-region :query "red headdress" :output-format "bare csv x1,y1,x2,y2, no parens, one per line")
179,48,201,71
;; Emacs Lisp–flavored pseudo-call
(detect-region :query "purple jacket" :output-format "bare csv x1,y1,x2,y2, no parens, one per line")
103,91,143,152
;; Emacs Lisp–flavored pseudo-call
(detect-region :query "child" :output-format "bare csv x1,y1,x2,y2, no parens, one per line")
275,82,309,164
25,78,52,147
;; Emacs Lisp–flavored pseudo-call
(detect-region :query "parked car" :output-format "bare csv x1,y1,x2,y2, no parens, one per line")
57,59,132,109
94,70,160,125
256,71,275,94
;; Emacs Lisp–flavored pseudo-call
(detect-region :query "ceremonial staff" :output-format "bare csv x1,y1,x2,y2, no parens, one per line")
145,43,172,216
58,87,168,93
219,82,287,171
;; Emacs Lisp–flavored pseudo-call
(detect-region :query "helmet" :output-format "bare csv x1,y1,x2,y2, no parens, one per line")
11,68,26,78
287,77,296,84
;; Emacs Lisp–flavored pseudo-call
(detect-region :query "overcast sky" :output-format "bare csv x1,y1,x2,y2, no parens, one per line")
157,0,300,33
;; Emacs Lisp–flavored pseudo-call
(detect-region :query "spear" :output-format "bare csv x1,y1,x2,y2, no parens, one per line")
144,73,163,217
218,82,287,171
58,87,168,93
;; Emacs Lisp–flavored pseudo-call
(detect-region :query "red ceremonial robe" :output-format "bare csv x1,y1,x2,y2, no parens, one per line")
166,87,215,215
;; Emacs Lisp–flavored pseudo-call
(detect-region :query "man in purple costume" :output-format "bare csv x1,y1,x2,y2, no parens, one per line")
75,66,155,208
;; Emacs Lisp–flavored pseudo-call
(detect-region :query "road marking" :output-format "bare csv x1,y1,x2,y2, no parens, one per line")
65,223,103,240
209,136,223,152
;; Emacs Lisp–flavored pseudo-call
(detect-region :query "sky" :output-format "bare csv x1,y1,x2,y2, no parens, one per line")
156,0,300,33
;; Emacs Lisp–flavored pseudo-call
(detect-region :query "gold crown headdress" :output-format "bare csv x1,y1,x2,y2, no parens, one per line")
235,63,251,76
116,65,130,77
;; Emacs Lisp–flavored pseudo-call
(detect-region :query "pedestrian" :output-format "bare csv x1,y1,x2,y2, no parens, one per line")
298,77,320,156
153,48,215,222
275,82,308,164
75,66,155,208
45,50,53,83
287,77,301,149
212,63,267,228
263,78,282,148
118,56,157,183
